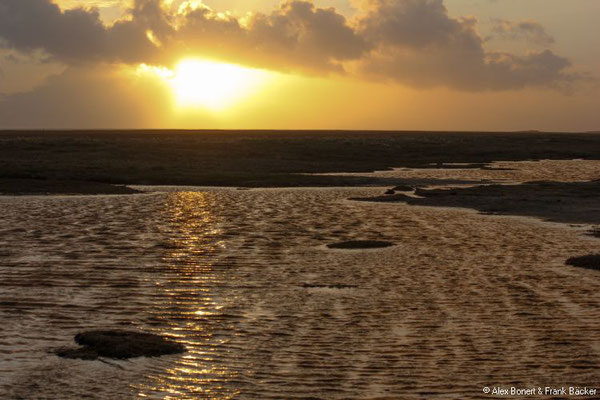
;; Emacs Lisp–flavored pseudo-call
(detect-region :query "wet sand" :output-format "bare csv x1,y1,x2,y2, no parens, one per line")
1,187,599,399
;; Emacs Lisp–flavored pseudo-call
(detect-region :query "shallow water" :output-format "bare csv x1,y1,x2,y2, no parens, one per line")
1,187,599,399
314,159,600,186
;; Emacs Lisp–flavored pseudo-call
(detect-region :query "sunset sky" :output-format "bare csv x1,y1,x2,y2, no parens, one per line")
0,0,598,131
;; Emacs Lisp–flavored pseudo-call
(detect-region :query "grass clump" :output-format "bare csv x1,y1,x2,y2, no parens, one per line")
565,254,600,271
327,240,394,249
55,330,186,360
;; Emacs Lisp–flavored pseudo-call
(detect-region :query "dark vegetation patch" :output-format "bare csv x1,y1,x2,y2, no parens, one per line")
55,330,186,360
1,130,599,189
429,163,488,169
55,347,99,360
392,185,414,191
481,166,517,171
327,240,394,249
565,255,600,271
352,181,600,225
0,178,140,195
301,283,358,289
587,229,600,238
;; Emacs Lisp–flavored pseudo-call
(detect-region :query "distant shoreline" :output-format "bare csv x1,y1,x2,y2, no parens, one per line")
1,129,599,136
1,130,600,194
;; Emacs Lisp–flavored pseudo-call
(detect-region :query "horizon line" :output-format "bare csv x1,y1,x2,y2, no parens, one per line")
1,129,599,134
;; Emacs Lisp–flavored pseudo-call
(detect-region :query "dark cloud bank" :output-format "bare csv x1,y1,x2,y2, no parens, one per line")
0,0,581,91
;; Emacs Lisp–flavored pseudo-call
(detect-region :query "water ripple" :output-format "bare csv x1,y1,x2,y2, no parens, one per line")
0,188,599,399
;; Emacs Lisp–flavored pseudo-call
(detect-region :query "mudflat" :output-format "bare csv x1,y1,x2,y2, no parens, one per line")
352,180,600,225
1,130,599,192
2,131,600,398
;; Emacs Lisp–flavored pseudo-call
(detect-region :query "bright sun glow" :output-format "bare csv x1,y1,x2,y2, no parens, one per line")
149,59,271,111
136,59,271,111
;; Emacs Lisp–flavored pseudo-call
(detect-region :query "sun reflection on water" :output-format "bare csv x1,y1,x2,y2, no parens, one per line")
134,192,238,399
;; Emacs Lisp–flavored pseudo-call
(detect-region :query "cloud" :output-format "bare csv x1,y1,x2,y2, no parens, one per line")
354,0,573,90
0,0,367,73
358,0,475,48
154,0,370,74
57,0,124,7
0,66,170,128
0,0,165,64
491,18,555,46
0,0,107,62
0,0,584,91
246,1,369,72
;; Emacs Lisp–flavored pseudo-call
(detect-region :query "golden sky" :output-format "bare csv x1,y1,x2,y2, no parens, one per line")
0,0,598,131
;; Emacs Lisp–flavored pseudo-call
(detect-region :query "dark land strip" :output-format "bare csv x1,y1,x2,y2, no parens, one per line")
352,180,600,225
0,178,140,196
1,130,600,194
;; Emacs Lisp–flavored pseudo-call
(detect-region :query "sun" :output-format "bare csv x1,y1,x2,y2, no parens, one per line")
167,59,271,110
